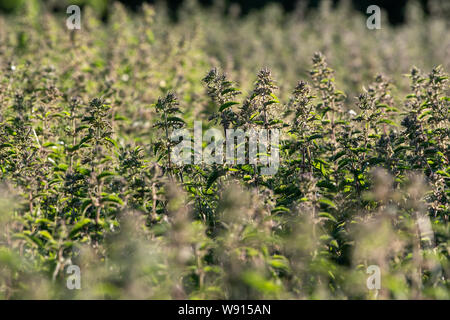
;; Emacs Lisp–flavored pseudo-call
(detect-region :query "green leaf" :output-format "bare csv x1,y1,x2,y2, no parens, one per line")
97,171,116,180
101,194,124,206
270,93,280,103
38,230,55,243
319,198,337,209
221,88,239,95
69,218,92,238
0,143,13,149
249,112,259,120
269,255,290,272
377,119,398,126
272,206,290,214
307,134,323,141
219,101,239,112
206,169,225,190
76,167,91,176
167,116,185,124
104,137,118,149
319,212,337,222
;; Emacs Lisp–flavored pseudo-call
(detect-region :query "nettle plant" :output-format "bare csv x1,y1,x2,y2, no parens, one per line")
0,22,448,299
144,53,448,296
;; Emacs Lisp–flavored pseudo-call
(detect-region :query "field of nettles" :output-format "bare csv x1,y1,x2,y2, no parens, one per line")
0,1,449,299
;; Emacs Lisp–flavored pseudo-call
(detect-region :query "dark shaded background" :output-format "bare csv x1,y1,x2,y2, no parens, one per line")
122,0,429,24
0,0,432,25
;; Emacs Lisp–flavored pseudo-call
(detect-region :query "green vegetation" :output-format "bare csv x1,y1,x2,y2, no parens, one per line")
0,1,448,299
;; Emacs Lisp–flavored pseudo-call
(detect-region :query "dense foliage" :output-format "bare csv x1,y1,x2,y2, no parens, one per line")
0,1,448,299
